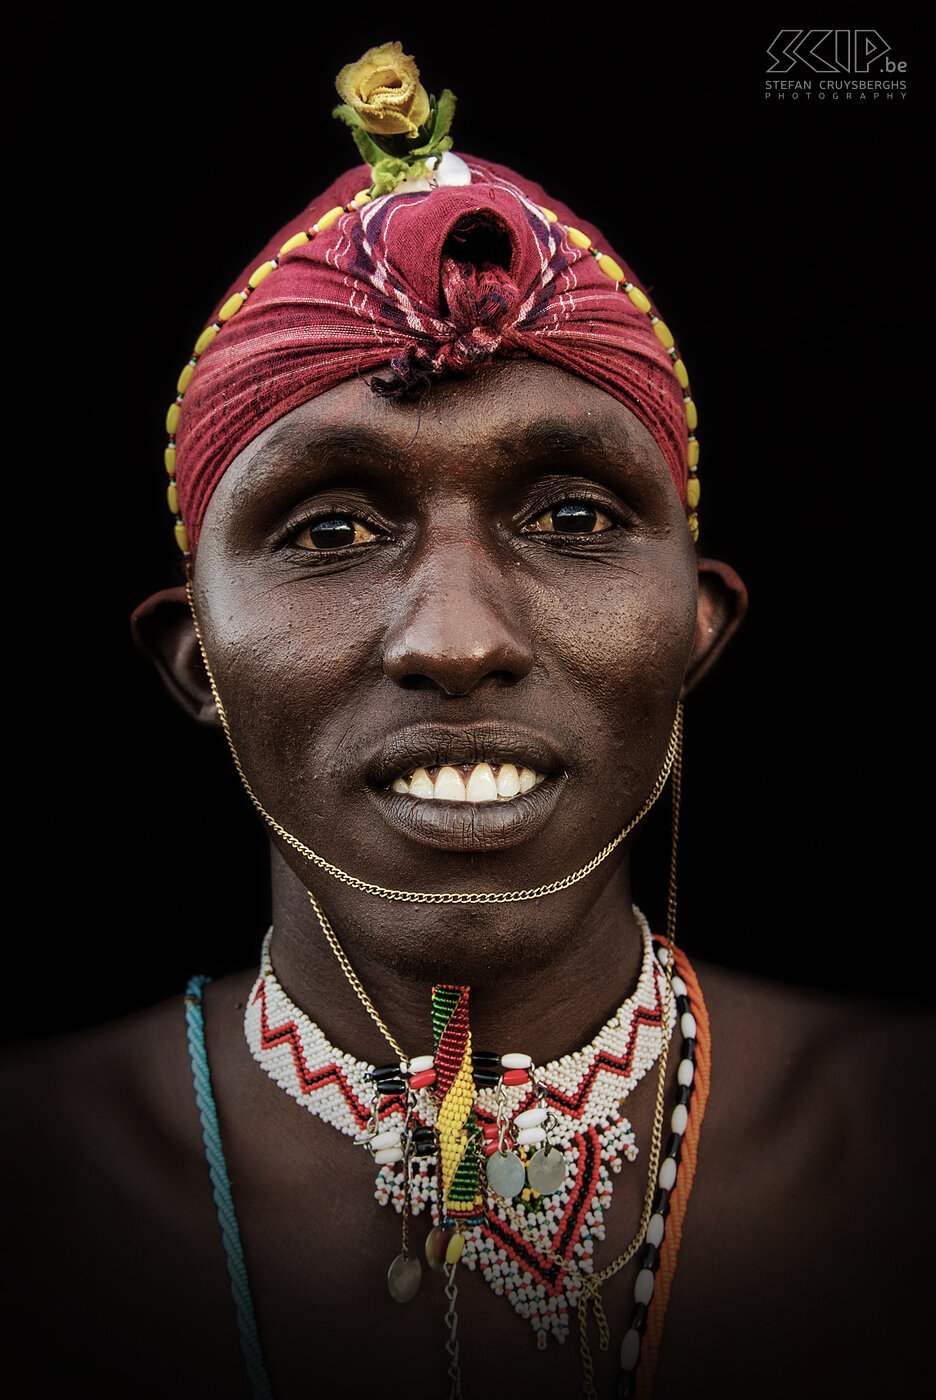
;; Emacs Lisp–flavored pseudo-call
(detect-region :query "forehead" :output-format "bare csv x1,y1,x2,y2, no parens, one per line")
206,360,681,530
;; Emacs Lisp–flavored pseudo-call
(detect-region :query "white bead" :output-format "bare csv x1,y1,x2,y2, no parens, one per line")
680,1011,697,1038
370,1131,402,1151
516,1127,547,1147
514,1108,547,1129
501,1053,533,1069
408,1055,434,1074
671,975,687,997
658,1157,677,1190
634,1268,655,1305
619,1328,641,1371
671,1104,688,1134
373,1147,404,1165
646,1213,665,1248
677,1058,695,1087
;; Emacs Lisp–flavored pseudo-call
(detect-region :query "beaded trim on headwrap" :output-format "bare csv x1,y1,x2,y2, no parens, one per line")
163,187,374,554
163,188,701,554
163,51,701,554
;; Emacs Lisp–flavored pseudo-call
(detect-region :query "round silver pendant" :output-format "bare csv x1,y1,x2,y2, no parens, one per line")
486,1149,527,1199
526,1145,568,1195
387,1252,422,1303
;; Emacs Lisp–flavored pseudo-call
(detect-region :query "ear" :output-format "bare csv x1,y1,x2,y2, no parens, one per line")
131,586,221,728
682,558,748,697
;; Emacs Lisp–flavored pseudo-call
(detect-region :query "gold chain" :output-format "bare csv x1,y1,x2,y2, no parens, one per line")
191,583,685,1395
308,889,408,1060
187,584,682,905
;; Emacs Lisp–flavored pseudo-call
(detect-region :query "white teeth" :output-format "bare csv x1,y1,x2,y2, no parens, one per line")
495,763,520,798
409,767,434,799
434,766,467,801
465,762,498,803
390,761,547,802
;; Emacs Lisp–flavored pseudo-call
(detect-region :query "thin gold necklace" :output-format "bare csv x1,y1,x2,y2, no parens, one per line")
187,583,684,906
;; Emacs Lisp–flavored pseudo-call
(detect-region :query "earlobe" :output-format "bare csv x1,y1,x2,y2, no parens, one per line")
131,586,221,728
682,558,748,696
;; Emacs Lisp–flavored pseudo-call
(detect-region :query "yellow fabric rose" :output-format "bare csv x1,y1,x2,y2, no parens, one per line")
335,42,431,138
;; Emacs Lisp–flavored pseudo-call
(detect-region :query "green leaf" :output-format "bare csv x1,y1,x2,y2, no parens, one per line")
331,102,362,131
432,89,457,144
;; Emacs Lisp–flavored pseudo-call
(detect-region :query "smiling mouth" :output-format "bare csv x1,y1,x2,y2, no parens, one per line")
390,761,547,803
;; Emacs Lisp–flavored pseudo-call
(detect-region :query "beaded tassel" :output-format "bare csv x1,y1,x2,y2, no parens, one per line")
432,986,485,1226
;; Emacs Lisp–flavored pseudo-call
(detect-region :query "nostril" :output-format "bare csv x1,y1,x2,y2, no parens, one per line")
391,668,527,696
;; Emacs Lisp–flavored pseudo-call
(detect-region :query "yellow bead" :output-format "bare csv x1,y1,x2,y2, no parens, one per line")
688,513,700,543
167,481,180,514
164,446,176,475
176,362,195,395
687,438,700,468
596,253,624,283
687,477,701,509
627,285,651,314
248,260,275,289
218,292,246,322
174,520,190,552
353,189,372,207
165,402,180,434
193,324,219,356
445,1233,466,1265
672,358,689,389
314,206,345,232
540,206,558,222
684,397,698,431
567,226,592,249
279,231,310,255
652,319,675,349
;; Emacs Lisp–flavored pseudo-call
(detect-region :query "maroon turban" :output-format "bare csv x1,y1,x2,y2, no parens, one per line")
173,156,693,547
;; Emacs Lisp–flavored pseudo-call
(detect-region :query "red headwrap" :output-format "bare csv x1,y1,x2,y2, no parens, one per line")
174,156,692,546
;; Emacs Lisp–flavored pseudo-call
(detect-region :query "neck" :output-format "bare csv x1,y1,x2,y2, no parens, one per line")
265,842,648,1067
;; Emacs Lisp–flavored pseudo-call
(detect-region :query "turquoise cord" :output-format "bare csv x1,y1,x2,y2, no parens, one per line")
184,976,274,1400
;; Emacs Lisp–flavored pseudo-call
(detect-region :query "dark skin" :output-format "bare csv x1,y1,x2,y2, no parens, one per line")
2,361,930,1398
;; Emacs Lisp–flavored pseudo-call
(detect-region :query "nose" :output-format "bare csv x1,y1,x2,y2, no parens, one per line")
382,537,534,695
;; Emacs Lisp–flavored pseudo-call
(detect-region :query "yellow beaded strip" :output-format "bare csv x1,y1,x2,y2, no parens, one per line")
163,189,699,553
163,190,374,553
540,206,700,542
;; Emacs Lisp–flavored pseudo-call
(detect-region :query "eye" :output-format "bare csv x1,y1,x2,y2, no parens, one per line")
526,500,614,535
293,515,381,550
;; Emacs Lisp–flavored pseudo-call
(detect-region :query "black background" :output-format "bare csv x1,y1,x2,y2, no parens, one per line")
5,7,926,1038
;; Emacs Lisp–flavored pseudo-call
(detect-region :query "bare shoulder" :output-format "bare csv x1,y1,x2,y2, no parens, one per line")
657,956,933,1396
1,992,198,1167
697,956,929,1128
0,975,256,1399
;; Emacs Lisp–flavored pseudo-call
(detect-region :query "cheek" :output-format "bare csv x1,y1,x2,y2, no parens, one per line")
545,561,697,714
195,570,387,786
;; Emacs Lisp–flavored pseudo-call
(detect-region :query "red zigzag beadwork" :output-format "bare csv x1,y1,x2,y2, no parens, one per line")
244,912,673,1343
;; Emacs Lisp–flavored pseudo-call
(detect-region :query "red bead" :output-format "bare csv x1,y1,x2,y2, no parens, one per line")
409,1069,436,1089
481,1123,500,1139
502,1069,530,1086
483,1139,502,1156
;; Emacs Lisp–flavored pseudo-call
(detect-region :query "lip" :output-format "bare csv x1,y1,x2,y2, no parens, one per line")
368,721,568,787
366,721,570,853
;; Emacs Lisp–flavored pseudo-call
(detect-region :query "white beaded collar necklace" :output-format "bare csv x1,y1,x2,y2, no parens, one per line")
244,912,675,1345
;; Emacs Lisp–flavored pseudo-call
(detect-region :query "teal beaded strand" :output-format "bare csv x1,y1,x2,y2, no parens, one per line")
185,976,274,1400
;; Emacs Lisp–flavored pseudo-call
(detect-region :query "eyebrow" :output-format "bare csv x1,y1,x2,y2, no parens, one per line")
485,416,626,461
242,404,644,495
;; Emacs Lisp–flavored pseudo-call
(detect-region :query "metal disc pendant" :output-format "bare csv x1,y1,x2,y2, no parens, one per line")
387,1252,422,1303
526,1145,568,1195
486,1149,527,1199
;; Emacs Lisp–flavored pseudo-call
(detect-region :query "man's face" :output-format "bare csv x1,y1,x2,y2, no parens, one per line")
192,360,699,955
